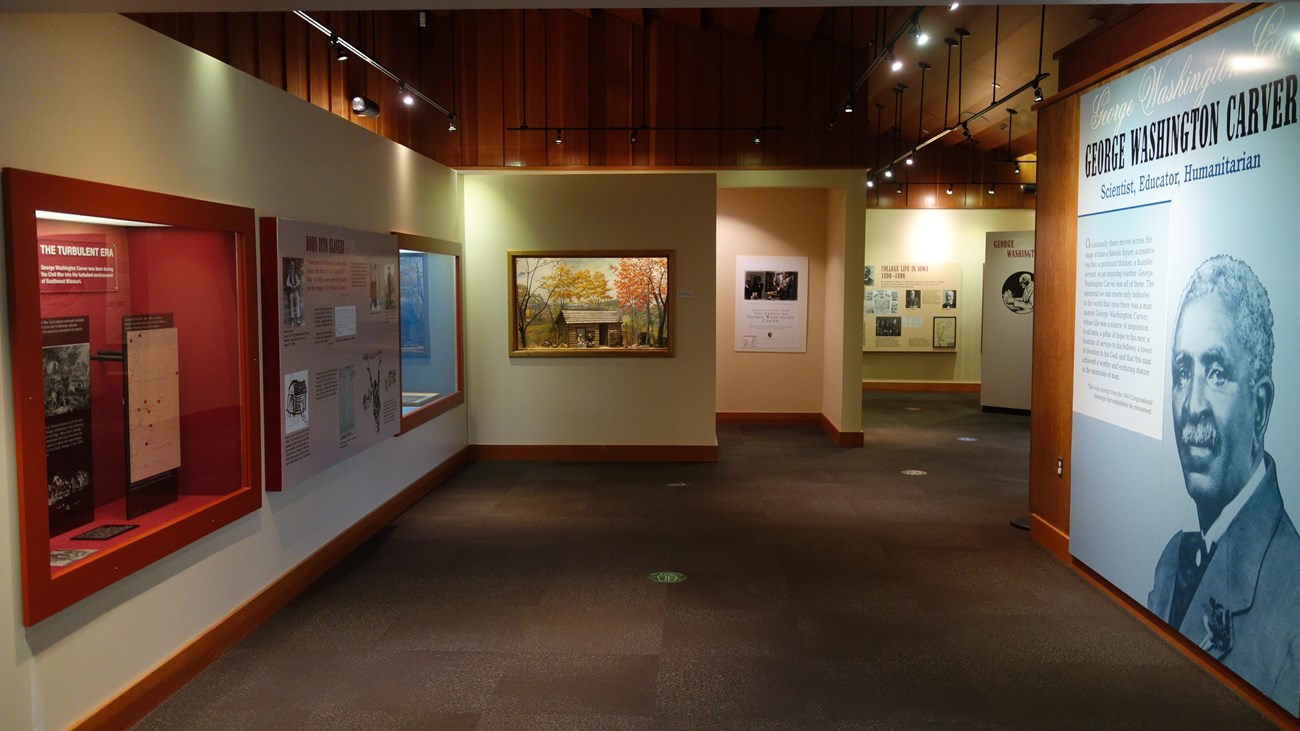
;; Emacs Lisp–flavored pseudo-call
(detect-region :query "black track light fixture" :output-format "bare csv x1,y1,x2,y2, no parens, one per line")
330,35,348,62
554,129,563,145
866,176,875,189
350,95,380,118
753,129,762,144
946,183,954,195
448,114,458,132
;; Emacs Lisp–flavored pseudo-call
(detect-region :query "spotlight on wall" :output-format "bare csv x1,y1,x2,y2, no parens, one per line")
845,100,854,113
987,184,997,195
883,167,893,179
866,176,875,189
946,183,954,195
1033,84,1044,103
896,183,904,194
891,56,904,72
330,35,348,62
904,156,914,166
350,95,380,118
630,128,639,144
949,2,960,10
555,129,563,145
1013,162,1021,175
448,114,458,132
399,83,415,106
753,129,762,144
914,24,930,46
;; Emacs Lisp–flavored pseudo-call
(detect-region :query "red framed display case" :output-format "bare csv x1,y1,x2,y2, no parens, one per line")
3,169,262,625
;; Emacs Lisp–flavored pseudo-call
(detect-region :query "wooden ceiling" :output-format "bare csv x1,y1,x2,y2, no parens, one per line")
129,5,1138,192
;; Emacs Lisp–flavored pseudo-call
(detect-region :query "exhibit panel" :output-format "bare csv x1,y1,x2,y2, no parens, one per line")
1068,6,1300,715
260,218,403,491
734,255,809,353
862,262,962,352
981,231,1035,411
2,168,262,625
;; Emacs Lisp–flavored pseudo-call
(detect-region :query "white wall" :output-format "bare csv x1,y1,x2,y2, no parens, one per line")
0,15,467,730
862,208,1036,384
464,173,717,448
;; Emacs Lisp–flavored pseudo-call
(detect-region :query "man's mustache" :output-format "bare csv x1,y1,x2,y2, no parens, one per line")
1180,417,1219,450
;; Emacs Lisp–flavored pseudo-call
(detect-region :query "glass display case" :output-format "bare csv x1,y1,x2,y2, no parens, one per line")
3,169,261,625
395,233,464,432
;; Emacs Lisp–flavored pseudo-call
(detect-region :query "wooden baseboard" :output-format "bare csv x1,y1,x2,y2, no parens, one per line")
819,414,864,448
71,447,472,731
1067,557,1296,728
470,443,718,462
1029,513,1070,561
716,412,820,425
862,381,981,393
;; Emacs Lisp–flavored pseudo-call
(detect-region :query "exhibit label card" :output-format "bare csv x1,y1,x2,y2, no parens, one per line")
37,233,120,293
270,219,401,491
1070,7,1300,715
735,255,808,353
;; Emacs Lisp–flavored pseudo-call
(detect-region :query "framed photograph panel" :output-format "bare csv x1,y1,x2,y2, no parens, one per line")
932,316,957,349
508,250,674,357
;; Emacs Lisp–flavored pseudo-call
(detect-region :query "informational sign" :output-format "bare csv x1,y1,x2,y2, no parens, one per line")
1069,7,1300,715
123,313,180,518
266,219,401,491
41,315,94,536
735,255,808,352
981,231,1035,411
37,234,120,293
863,262,962,352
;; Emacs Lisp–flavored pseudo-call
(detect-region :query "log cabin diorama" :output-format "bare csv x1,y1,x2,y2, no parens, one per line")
509,251,673,357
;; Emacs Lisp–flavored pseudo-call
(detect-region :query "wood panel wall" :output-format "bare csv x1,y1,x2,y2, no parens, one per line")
1027,94,1077,553
127,9,1031,209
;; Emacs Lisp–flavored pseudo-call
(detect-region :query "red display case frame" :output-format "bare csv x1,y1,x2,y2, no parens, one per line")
3,169,262,625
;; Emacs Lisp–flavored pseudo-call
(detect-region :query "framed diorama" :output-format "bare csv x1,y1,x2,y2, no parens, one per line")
933,316,957,349
395,232,464,433
2,168,261,626
508,250,674,357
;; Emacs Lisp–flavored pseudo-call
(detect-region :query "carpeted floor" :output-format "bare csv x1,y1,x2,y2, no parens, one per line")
134,393,1274,729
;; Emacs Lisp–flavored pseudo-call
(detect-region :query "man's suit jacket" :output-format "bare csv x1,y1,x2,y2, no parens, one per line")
1149,455,1300,714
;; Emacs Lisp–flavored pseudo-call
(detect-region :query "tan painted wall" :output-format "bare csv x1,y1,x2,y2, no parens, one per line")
463,173,718,448
715,188,828,414
716,170,865,436
0,15,466,729
862,208,1036,385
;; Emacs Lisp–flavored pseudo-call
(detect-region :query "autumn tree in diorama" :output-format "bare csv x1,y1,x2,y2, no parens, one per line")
612,256,669,347
541,261,610,341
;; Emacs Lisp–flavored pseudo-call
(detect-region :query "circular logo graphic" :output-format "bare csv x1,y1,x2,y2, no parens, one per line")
649,571,687,584
901,469,928,476
1000,271,1034,314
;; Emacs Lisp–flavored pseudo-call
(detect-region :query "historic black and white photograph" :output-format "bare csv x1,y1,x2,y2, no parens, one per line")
875,316,901,337
1001,271,1034,314
905,289,921,309
941,289,958,308
1147,255,1300,713
282,256,305,328
42,343,91,417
